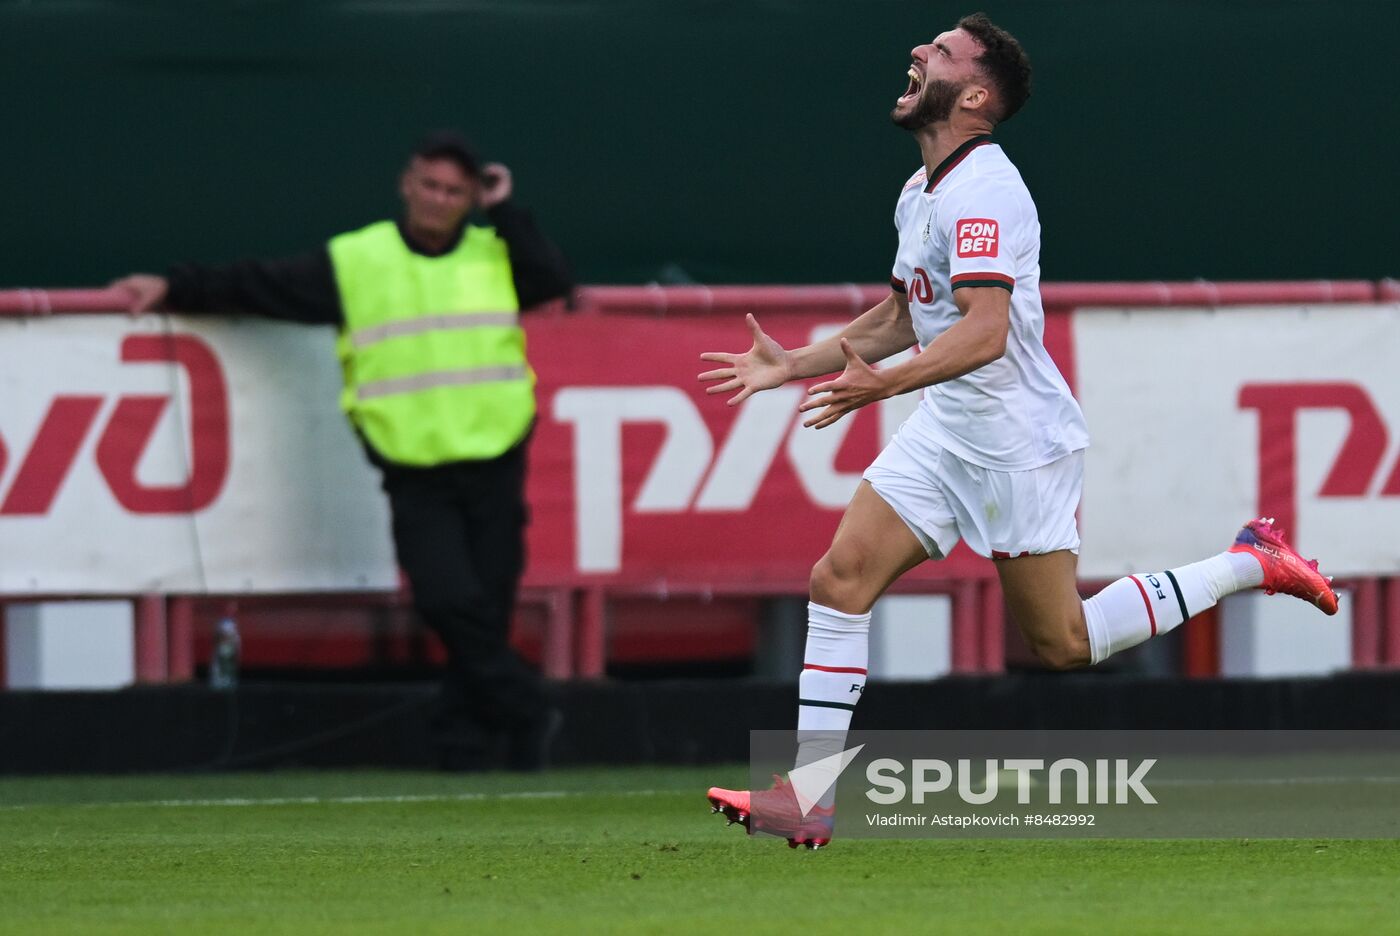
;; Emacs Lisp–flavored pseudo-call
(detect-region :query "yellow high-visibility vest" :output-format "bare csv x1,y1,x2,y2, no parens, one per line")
328,220,535,465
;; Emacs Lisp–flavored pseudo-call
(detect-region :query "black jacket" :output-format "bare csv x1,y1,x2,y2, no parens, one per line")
165,201,573,323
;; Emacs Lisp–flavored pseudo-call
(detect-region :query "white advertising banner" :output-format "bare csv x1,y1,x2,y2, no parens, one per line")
0,315,396,593
1076,304,1400,579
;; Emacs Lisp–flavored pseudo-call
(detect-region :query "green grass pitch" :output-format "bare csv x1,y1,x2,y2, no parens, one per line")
2,767,1398,935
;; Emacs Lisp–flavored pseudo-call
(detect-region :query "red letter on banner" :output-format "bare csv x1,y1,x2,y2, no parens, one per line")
1237,382,1388,540
0,396,105,515
96,334,231,514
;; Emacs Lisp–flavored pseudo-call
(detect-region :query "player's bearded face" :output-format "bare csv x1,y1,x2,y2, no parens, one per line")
891,77,961,130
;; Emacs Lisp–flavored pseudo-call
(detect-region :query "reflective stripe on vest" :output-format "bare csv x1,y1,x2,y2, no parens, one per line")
357,364,529,401
349,311,520,350
328,220,534,466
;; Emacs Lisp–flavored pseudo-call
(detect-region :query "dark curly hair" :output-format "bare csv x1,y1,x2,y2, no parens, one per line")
956,12,1032,124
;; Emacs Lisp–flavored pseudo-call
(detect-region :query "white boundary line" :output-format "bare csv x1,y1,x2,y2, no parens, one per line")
0,788,670,812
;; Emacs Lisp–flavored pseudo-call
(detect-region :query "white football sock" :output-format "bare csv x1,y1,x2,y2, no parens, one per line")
795,601,869,771
1083,551,1262,664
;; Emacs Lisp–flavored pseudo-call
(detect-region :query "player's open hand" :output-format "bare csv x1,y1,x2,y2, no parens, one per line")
109,274,169,316
798,338,890,429
698,313,792,406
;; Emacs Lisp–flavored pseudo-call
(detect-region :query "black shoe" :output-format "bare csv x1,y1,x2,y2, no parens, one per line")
437,741,494,773
505,707,563,772
431,715,495,773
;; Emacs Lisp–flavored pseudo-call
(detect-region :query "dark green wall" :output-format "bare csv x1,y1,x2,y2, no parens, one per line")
1,0,1395,287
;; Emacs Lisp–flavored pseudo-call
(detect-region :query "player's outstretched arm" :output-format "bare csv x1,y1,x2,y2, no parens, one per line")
698,313,795,406
798,287,1007,429
789,290,916,376
797,337,891,429
698,292,915,407
881,285,1009,393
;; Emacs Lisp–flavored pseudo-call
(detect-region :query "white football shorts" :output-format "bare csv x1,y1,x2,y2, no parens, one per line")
862,420,1083,561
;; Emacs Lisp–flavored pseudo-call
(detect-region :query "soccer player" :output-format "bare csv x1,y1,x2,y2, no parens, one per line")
699,13,1337,848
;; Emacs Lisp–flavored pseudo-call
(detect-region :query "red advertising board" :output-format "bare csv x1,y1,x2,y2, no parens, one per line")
519,307,1069,588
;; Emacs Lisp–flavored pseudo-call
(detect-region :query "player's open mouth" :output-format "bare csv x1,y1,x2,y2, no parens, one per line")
897,65,922,105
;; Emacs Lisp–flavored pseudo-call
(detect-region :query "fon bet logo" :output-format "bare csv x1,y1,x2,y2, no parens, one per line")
0,334,230,516
955,218,999,258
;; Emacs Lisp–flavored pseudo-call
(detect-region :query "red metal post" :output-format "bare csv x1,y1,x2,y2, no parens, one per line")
1349,578,1381,668
1183,607,1221,677
167,596,196,682
133,593,168,683
979,579,1005,674
951,579,981,673
541,588,574,680
575,588,607,679
1383,577,1400,667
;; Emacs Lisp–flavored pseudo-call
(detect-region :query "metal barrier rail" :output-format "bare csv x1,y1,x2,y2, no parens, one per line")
0,280,1386,317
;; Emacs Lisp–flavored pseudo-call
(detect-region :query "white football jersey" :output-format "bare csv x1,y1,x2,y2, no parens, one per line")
889,137,1089,471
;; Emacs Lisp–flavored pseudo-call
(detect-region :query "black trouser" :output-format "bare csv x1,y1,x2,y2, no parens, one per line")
380,439,545,737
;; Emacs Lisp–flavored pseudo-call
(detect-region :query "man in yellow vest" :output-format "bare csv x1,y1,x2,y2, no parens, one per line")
112,131,573,770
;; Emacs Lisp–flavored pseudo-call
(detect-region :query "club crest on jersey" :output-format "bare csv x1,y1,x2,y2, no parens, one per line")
956,218,999,258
